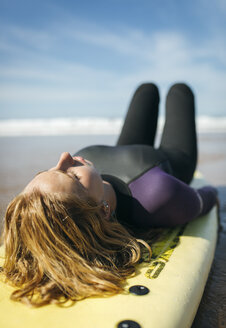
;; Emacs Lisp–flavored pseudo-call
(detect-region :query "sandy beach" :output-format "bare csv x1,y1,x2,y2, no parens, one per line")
0,132,226,327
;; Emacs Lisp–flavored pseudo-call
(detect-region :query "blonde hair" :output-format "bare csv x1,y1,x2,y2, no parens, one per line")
1,190,151,307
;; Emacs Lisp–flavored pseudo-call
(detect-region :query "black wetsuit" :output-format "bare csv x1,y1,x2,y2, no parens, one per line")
74,83,217,228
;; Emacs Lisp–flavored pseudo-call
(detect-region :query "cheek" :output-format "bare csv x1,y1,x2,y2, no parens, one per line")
89,171,103,190
84,171,104,201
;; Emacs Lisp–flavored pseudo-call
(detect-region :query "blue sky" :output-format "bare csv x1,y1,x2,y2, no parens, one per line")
0,0,226,119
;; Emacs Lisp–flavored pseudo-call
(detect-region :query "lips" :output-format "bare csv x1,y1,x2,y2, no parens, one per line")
72,156,86,165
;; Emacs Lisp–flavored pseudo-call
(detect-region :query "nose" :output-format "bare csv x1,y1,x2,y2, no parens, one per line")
55,152,74,171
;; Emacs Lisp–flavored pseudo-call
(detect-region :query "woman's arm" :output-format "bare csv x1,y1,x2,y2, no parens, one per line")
129,167,218,227
196,186,218,216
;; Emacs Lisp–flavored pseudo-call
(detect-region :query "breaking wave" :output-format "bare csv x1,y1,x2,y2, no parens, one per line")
0,116,225,136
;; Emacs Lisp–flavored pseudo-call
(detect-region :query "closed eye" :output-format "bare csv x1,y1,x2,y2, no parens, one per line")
66,171,80,180
68,172,87,191
72,173,80,180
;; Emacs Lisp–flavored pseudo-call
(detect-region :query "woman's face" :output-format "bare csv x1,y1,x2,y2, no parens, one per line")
23,152,104,203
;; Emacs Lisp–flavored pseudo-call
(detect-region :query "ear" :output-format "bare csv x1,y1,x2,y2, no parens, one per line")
102,200,111,220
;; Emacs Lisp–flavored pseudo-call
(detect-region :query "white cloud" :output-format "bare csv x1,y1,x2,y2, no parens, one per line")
0,19,226,117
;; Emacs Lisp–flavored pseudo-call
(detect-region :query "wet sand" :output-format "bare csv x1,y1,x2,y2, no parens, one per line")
192,185,226,328
0,133,226,327
191,133,226,327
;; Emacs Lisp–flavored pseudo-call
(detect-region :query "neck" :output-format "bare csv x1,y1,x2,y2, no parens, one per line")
103,181,117,213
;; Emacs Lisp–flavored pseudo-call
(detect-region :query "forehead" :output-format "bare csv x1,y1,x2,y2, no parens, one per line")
24,170,83,195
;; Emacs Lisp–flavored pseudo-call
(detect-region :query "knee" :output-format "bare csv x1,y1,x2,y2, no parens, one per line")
168,83,194,99
134,82,159,96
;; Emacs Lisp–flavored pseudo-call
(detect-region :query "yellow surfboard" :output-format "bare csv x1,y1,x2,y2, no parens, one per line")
0,174,218,328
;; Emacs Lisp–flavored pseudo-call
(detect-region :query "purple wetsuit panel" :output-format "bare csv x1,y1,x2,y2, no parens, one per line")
128,167,217,227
